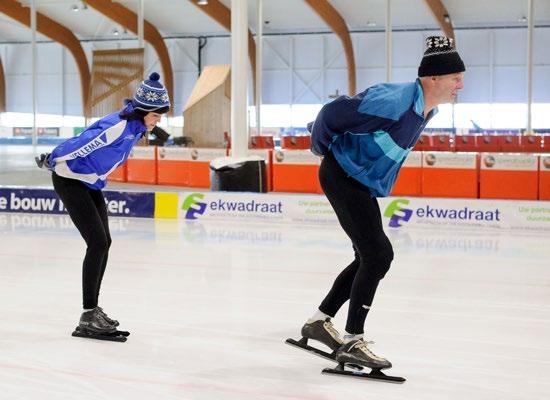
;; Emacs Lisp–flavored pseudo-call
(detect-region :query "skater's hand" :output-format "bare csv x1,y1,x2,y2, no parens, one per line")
35,153,52,170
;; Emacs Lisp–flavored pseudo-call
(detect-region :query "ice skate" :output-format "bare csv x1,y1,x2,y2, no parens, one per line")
285,318,362,370
97,307,120,327
71,308,129,342
322,339,405,383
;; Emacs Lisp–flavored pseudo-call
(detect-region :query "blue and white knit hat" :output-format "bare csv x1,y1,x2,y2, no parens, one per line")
133,72,170,112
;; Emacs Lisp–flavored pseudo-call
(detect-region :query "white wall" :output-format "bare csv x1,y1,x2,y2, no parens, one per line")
1,27,550,117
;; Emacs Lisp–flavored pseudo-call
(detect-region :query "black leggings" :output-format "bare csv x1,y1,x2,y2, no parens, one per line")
52,173,112,309
318,152,394,334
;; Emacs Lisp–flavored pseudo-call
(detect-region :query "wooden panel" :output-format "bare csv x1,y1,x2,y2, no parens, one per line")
85,0,173,115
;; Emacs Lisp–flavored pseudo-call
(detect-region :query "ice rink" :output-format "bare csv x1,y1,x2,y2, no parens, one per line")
1,210,549,400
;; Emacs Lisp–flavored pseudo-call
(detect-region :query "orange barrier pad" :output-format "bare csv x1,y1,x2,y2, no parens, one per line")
421,152,478,198
272,150,321,193
540,155,550,200
108,163,127,182
126,146,157,184
391,151,422,196
480,153,538,200
157,148,226,188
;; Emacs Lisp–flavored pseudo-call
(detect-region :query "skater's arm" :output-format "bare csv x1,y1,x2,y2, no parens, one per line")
48,120,128,167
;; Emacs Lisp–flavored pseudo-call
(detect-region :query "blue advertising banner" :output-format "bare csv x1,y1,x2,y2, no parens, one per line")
0,188,154,218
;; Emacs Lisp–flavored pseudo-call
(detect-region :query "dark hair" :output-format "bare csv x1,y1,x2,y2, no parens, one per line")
119,108,148,121
119,105,170,121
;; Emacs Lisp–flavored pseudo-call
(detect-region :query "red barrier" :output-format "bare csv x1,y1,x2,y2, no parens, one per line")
250,135,274,149
421,152,478,198
413,134,434,151
454,135,478,152
498,135,522,152
126,146,157,184
281,135,311,150
521,135,543,152
391,151,422,196
476,135,500,152
480,153,538,200
433,134,453,151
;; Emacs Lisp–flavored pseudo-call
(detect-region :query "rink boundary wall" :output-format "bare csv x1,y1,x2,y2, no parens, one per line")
107,148,550,201
1,187,549,231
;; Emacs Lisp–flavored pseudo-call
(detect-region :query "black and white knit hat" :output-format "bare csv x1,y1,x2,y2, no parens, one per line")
418,36,465,77
133,72,170,112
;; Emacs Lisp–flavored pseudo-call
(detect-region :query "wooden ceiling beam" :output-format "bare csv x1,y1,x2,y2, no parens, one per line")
423,0,455,41
84,0,174,115
188,0,257,101
0,0,90,112
304,0,356,95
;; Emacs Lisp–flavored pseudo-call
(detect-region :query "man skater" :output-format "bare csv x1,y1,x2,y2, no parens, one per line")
299,36,465,370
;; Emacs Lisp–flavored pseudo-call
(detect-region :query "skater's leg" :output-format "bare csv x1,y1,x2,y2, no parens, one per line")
318,153,394,334
344,198,393,334
52,173,110,310
90,188,112,305
318,247,360,316
88,190,120,327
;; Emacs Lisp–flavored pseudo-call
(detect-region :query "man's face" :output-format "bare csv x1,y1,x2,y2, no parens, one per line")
432,72,465,104
144,112,162,131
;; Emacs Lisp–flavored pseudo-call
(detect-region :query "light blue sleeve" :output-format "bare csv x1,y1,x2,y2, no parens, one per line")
357,82,416,121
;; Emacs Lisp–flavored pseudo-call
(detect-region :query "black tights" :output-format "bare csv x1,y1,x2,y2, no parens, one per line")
318,152,394,334
52,173,112,309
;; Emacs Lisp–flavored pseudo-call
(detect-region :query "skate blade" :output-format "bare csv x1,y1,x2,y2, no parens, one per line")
72,328,127,342
322,364,405,383
75,326,130,337
285,338,363,371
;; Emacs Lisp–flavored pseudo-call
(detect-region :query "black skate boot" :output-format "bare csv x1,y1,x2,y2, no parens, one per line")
322,339,405,383
71,308,129,342
336,339,392,369
78,308,116,334
96,307,119,327
301,318,343,351
285,318,364,370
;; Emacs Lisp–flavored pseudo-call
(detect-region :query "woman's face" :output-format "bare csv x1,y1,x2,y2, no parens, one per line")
143,112,162,131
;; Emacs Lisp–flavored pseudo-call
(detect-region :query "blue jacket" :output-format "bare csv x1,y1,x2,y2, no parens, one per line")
48,102,146,190
310,79,436,197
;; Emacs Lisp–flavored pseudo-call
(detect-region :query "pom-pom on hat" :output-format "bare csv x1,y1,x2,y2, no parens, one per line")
418,36,465,77
133,72,170,112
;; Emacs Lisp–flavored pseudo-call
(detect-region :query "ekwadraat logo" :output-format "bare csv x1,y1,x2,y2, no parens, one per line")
383,198,502,228
181,193,283,220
